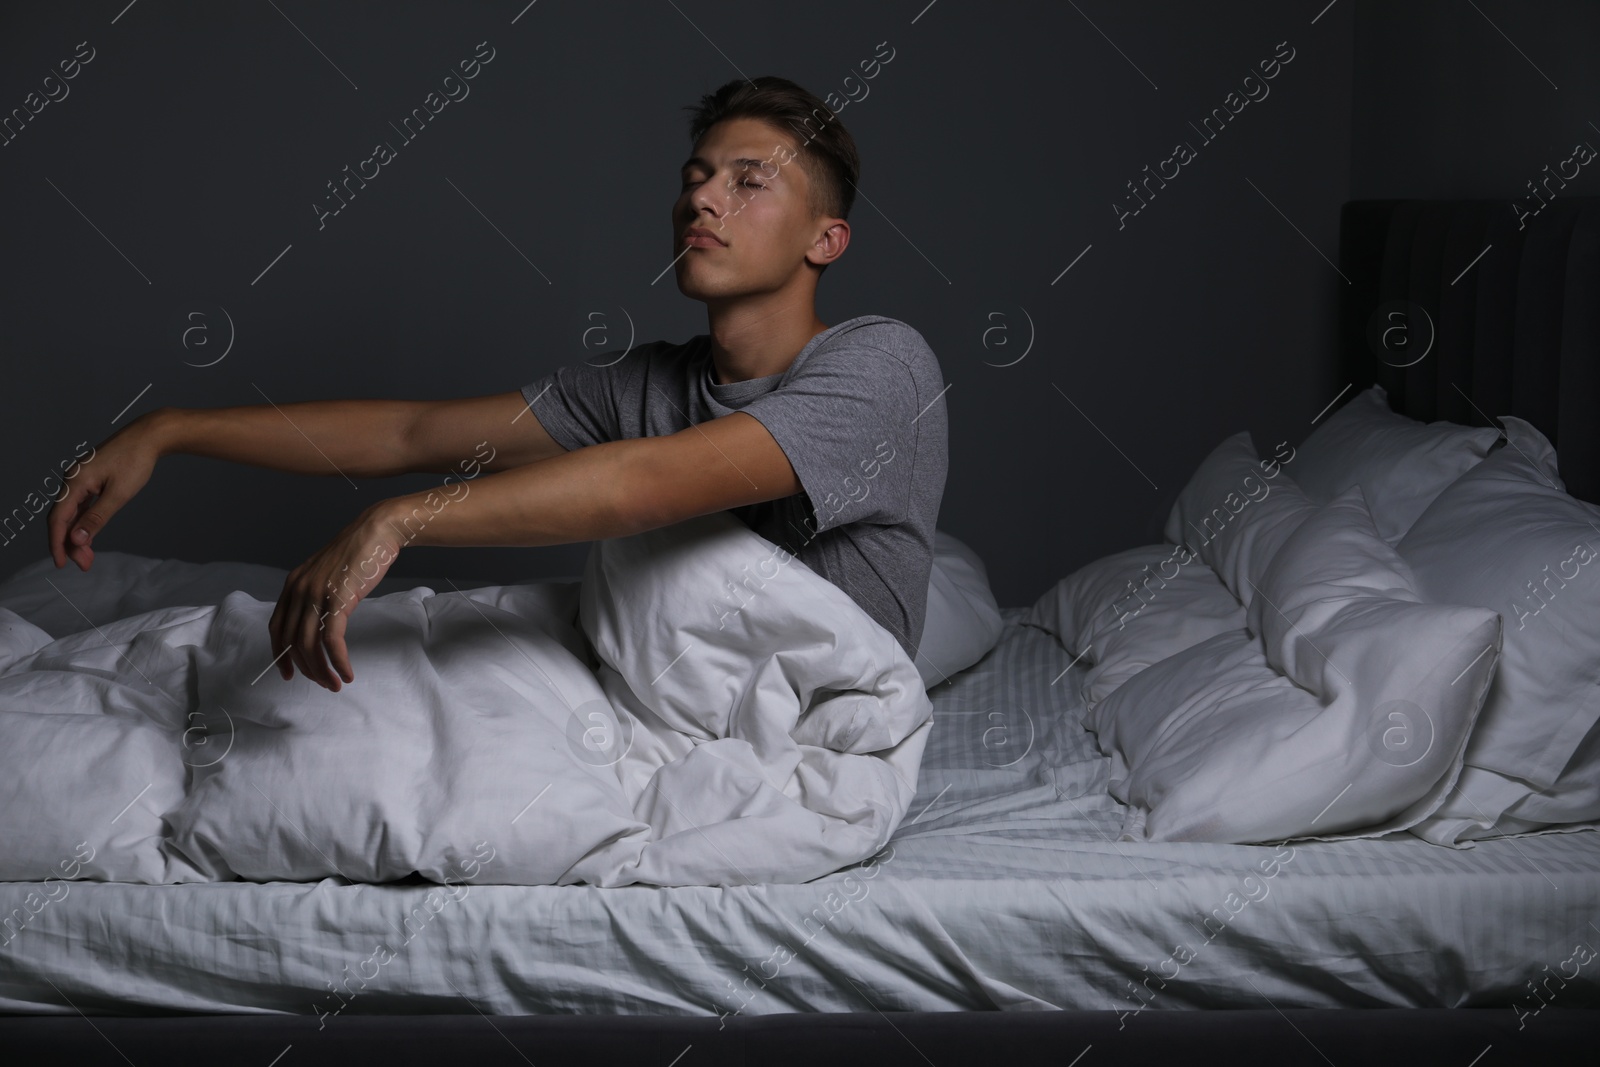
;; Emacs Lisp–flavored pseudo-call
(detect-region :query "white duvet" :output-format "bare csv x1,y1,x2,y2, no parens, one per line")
0,511,933,887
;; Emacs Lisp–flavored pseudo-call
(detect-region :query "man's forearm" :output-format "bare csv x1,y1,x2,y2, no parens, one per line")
372,437,648,550
149,400,420,478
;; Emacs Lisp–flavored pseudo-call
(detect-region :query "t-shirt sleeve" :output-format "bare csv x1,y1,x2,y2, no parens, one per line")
736,343,925,535
518,350,641,450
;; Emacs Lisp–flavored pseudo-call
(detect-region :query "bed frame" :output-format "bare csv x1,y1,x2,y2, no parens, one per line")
1338,196,1600,504
3,199,1598,1063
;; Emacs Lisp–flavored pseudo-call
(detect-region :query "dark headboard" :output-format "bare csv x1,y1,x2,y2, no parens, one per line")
1338,197,1600,505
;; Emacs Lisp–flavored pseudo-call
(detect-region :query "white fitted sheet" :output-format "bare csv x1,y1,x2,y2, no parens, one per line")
1,576,1598,1016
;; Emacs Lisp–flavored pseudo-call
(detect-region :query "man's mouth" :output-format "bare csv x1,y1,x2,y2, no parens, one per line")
683,226,726,248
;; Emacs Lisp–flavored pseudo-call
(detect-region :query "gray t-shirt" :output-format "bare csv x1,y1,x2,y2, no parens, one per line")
519,314,948,661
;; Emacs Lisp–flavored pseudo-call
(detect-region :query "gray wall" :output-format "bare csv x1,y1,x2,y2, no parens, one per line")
2,1,1360,608
1353,0,1600,200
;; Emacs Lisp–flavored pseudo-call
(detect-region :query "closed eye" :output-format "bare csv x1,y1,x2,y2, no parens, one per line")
678,177,765,190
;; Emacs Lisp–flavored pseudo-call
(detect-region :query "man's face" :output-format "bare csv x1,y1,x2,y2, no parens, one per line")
672,116,826,300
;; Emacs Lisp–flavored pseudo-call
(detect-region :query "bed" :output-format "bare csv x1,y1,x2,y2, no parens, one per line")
2,198,1598,1063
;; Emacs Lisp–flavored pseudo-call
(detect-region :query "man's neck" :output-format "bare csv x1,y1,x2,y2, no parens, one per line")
704,296,829,386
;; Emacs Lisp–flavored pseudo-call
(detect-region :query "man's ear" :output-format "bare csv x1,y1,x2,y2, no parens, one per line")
807,219,850,268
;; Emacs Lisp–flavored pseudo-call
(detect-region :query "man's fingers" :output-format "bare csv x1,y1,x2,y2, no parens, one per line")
47,484,97,570
289,643,315,687
62,485,125,568
46,489,71,569
276,633,296,682
296,601,338,690
287,598,321,687
269,565,365,691
69,522,96,569
268,581,286,678
270,573,300,682
322,609,354,686
271,643,294,682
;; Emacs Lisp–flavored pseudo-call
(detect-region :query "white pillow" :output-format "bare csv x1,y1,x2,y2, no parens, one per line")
1021,543,1245,706
1162,431,1316,608
1397,415,1600,845
1292,384,1500,543
1091,486,1500,843
915,529,1004,689
1482,718,1600,836
1021,545,1170,660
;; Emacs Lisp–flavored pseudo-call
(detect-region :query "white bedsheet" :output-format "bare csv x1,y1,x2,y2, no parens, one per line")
2,596,1597,1016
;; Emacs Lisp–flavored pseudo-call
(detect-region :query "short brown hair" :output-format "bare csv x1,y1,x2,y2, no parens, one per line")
683,76,861,223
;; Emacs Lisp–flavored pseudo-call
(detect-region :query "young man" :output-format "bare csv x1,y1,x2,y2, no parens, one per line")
45,76,948,693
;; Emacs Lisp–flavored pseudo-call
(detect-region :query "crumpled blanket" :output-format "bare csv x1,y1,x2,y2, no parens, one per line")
0,510,933,887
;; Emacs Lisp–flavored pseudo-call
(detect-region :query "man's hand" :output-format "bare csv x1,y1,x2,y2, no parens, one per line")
270,507,401,692
47,412,168,571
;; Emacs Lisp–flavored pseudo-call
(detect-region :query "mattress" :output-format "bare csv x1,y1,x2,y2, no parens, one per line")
2,600,1598,1017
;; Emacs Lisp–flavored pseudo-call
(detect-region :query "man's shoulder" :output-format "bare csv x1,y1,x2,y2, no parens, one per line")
825,314,928,351
815,315,939,375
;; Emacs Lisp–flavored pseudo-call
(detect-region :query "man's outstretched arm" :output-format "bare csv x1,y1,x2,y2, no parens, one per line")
273,411,802,691
48,391,568,571
153,390,569,477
